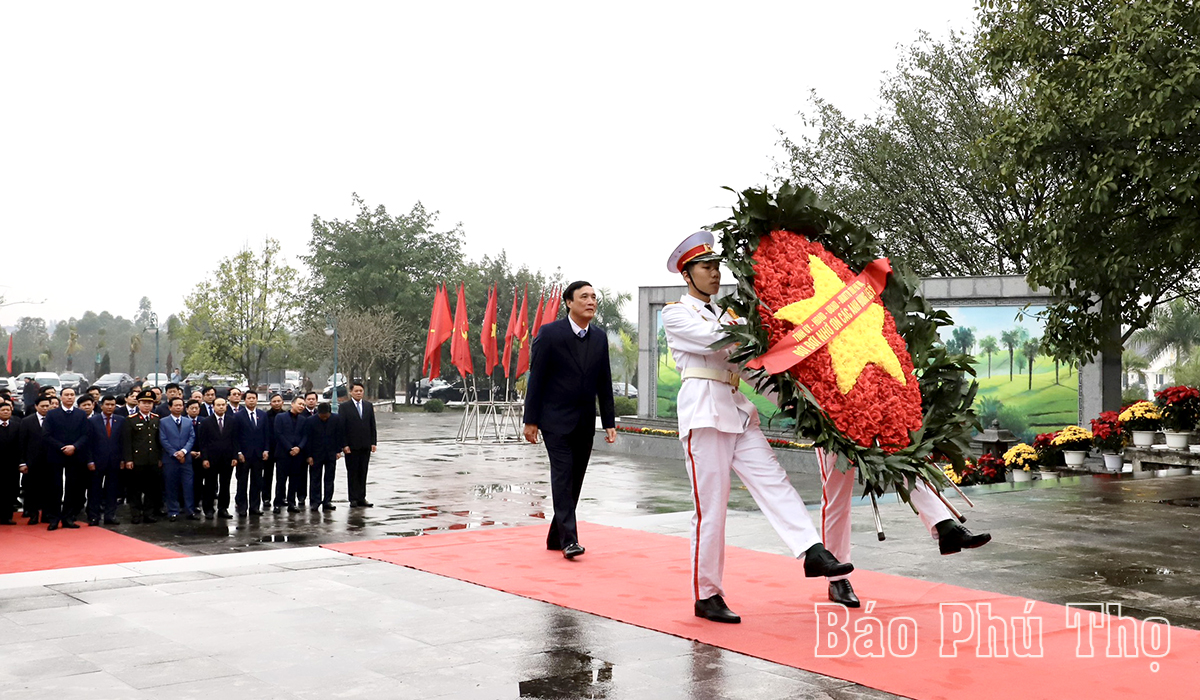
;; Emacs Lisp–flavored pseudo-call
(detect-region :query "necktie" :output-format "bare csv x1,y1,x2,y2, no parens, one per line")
251,412,256,427
578,329,586,339
356,401,362,417
1,421,7,428
175,417,181,428
219,417,223,430
707,303,717,316
106,418,111,437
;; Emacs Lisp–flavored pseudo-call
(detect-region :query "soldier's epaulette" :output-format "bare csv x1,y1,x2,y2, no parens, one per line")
665,301,680,305
725,308,740,320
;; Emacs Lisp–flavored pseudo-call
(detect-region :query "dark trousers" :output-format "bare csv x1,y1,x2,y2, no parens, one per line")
274,455,307,507
541,425,595,550
44,459,87,524
309,456,336,507
236,457,264,514
20,464,43,517
1,465,17,521
87,461,122,521
261,457,274,508
196,463,217,513
345,449,371,505
163,460,194,517
127,462,162,515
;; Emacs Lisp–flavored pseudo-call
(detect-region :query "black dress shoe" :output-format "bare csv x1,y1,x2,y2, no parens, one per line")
321,503,335,511
936,520,992,555
0,519,16,525
168,515,178,522
272,507,281,514
562,543,585,559
155,508,167,517
249,509,262,516
217,510,231,519
104,519,121,525
26,515,40,525
62,520,80,529
47,521,59,531
287,506,300,513
694,595,741,623
803,543,854,578
828,580,861,608
204,511,215,520
186,513,200,521
310,505,320,512
361,501,374,507
88,518,100,526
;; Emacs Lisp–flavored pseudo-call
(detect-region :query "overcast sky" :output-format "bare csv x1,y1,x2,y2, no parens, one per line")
1,1,976,328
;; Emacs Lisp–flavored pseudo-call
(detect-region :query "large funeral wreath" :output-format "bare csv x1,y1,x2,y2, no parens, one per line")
709,183,978,502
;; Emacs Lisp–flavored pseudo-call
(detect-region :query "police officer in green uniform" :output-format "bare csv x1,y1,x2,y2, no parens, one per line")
122,390,163,523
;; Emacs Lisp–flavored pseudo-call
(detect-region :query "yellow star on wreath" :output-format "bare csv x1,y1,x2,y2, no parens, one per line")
774,254,908,395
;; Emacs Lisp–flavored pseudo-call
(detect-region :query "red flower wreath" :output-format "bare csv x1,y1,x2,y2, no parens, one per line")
752,231,924,450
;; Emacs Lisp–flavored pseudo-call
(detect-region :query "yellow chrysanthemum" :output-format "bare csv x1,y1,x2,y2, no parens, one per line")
1003,443,1039,470
1052,425,1093,446
941,464,962,485
1119,401,1161,423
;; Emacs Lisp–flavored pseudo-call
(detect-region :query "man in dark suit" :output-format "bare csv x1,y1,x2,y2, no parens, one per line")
340,382,377,507
85,396,126,525
523,281,617,559
124,389,140,417
122,390,162,523
262,393,285,512
196,397,239,519
198,386,216,418
0,401,20,525
42,387,91,530
18,395,51,524
154,383,183,418
306,402,344,511
159,397,196,521
235,389,270,516
273,397,309,513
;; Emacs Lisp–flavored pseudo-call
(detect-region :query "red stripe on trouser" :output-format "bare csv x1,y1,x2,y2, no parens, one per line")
818,448,828,541
686,432,702,602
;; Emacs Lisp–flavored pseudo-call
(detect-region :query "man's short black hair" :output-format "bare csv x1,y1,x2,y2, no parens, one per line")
165,382,180,391
350,381,364,391
243,389,257,398
101,395,116,404
202,386,215,395
77,395,93,405
127,388,140,398
186,399,200,408
35,395,50,406
563,280,592,302
169,397,184,407
305,391,318,400
317,402,331,414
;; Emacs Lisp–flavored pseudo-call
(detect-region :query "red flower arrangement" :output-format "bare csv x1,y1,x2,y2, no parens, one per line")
752,231,924,451
1032,430,1065,467
950,453,1005,485
1090,411,1125,452
1154,385,1200,432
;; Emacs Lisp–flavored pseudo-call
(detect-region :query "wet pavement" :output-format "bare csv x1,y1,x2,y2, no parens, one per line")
4,411,1200,697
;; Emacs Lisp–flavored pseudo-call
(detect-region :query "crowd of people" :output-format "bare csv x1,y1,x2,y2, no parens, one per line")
0,379,378,529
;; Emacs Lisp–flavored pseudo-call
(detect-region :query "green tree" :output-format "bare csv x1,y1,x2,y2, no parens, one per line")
1022,337,1040,391
979,335,999,378
134,297,154,329
979,0,1200,361
1130,299,1200,373
949,325,976,357
303,194,464,394
612,330,639,396
778,31,1042,276
128,333,142,376
100,351,111,376
179,238,300,385
595,288,634,338
1122,349,1149,389
1000,328,1026,382
65,326,82,371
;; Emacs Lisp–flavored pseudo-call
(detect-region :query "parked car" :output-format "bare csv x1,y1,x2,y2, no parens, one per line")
143,372,171,388
93,373,136,398
60,372,90,392
612,382,639,398
0,377,25,413
267,383,295,401
34,372,61,393
429,381,491,403
417,378,450,399
322,384,349,401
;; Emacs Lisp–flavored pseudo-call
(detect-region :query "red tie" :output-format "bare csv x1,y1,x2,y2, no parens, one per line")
106,418,112,437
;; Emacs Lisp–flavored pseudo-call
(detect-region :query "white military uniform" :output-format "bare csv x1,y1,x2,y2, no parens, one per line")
663,293,822,601
816,448,954,581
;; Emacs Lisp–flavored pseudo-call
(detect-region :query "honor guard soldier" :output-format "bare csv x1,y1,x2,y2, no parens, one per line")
662,231,852,624
122,389,163,523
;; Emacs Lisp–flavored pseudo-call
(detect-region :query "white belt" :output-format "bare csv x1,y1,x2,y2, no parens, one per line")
680,367,740,389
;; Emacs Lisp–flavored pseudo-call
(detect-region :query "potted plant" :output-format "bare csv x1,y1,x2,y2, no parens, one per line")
1154,385,1200,449
1090,411,1126,472
1032,430,1064,467
1002,443,1038,482
1118,400,1162,447
1051,425,1093,467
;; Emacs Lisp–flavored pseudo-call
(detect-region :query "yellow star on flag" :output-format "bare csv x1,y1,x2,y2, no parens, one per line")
774,254,908,395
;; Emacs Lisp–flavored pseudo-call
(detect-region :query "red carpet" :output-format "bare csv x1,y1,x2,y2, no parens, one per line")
325,523,1199,700
0,515,186,574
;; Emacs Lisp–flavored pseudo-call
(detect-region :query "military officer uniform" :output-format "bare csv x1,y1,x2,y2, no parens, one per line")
662,231,851,624
122,391,163,523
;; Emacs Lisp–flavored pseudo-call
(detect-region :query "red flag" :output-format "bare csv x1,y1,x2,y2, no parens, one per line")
5,336,11,374
502,287,519,379
531,292,546,339
423,284,453,378
515,286,531,376
544,286,561,324
480,284,499,376
450,283,474,376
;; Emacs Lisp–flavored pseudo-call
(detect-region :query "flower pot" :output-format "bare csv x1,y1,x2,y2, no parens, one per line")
1131,430,1157,447
1038,470,1058,480
1163,431,1191,449
1062,450,1087,466
1012,469,1032,483
1102,453,1124,472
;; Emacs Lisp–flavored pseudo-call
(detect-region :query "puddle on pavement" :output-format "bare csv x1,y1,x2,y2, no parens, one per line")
1159,497,1200,507
260,534,308,543
518,650,613,699
1089,565,1178,587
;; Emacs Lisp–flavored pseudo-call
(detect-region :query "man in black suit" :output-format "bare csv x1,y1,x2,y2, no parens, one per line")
42,387,91,529
122,390,162,523
234,389,269,516
523,281,617,559
86,396,126,525
197,397,239,519
306,402,345,511
18,395,51,524
262,393,285,512
340,382,377,507
273,397,309,513
0,401,20,524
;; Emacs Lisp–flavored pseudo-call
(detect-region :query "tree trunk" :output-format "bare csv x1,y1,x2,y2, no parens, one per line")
129,351,136,376
1008,350,1014,381
987,353,992,378
1028,357,1034,391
